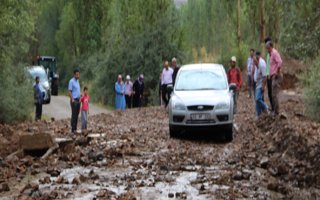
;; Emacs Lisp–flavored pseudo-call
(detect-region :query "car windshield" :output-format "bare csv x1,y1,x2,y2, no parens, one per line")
29,70,48,82
175,69,227,91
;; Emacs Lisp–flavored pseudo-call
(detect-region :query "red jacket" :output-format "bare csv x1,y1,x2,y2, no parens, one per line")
227,67,242,90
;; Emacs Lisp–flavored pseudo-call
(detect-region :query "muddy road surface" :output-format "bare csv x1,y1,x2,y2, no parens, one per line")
43,96,109,120
0,92,319,199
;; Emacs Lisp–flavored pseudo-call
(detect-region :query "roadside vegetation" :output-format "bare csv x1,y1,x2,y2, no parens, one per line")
0,0,319,122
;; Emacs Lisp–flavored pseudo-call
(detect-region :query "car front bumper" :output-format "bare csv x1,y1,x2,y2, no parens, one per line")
169,109,233,127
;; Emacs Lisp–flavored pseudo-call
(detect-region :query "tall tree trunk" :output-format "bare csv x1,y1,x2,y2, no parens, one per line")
273,0,280,49
237,0,241,51
259,0,265,54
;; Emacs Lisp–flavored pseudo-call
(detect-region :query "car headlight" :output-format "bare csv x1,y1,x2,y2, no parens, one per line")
173,102,186,111
215,102,229,110
42,83,50,90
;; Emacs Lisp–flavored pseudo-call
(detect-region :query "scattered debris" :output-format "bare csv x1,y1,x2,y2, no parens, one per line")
0,92,319,199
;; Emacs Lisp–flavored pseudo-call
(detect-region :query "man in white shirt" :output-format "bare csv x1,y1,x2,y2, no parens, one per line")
254,52,268,117
161,60,173,107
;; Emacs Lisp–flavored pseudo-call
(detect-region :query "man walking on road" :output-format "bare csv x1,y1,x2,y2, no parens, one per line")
266,41,283,116
161,61,173,107
68,69,81,133
34,76,44,121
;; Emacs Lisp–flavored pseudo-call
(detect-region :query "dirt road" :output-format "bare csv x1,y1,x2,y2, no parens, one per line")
0,92,319,199
43,96,109,120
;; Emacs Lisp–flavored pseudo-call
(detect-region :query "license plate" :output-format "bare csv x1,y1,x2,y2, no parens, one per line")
191,113,210,120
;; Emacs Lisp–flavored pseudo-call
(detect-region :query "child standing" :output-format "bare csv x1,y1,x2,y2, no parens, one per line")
81,86,90,132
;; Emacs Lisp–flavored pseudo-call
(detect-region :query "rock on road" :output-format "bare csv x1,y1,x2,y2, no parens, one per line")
43,96,109,120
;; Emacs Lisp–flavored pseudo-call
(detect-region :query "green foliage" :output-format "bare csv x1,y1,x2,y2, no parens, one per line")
0,0,35,123
36,0,65,56
51,0,184,106
15,0,320,110
281,0,320,59
180,0,257,69
301,56,320,121
0,65,33,123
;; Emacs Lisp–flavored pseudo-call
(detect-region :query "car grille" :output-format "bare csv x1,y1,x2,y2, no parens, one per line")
187,105,214,111
186,120,216,124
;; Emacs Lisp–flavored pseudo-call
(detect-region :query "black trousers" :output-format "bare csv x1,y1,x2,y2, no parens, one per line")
267,78,274,111
125,95,132,108
161,84,172,107
71,100,80,132
133,96,142,108
35,103,42,121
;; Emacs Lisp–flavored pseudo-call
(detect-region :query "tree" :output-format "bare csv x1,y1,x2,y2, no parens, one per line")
0,0,35,123
259,0,265,54
236,0,241,51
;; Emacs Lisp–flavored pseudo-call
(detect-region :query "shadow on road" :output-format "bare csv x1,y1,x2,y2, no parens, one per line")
171,128,233,144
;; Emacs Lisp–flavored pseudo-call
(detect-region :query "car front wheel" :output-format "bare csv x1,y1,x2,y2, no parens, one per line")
169,125,180,138
225,123,233,142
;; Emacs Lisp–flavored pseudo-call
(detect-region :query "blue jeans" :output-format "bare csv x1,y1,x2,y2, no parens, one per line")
81,110,88,130
255,87,268,116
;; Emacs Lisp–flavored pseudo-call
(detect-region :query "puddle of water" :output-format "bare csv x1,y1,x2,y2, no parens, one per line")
37,166,132,199
133,171,213,200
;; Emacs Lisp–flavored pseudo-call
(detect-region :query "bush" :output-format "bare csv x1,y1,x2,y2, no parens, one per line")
301,56,320,121
0,64,33,123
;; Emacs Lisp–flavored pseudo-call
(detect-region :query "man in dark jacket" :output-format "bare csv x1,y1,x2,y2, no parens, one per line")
34,76,44,121
133,74,144,108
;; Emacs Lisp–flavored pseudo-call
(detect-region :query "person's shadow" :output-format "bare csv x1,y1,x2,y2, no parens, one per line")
171,127,235,144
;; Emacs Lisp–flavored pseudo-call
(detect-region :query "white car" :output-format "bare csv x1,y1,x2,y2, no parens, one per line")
26,66,51,104
168,63,234,141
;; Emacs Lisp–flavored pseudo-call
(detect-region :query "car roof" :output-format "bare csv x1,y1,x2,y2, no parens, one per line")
180,63,225,71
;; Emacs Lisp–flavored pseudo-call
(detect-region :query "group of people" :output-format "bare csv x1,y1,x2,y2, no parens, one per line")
34,40,282,133
228,37,283,118
68,70,146,134
114,74,145,110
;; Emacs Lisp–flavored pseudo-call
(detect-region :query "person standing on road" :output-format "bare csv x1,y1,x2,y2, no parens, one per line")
247,49,255,98
254,52,268,117
132,74,145,108
115,74,126,110
227,56,243,113
265,37,274,112
68,69,81,133
266,41,283,116
34,76,44,121
171,57,180,87
81,86,90,132
125,75,133,109
161,61,173,107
